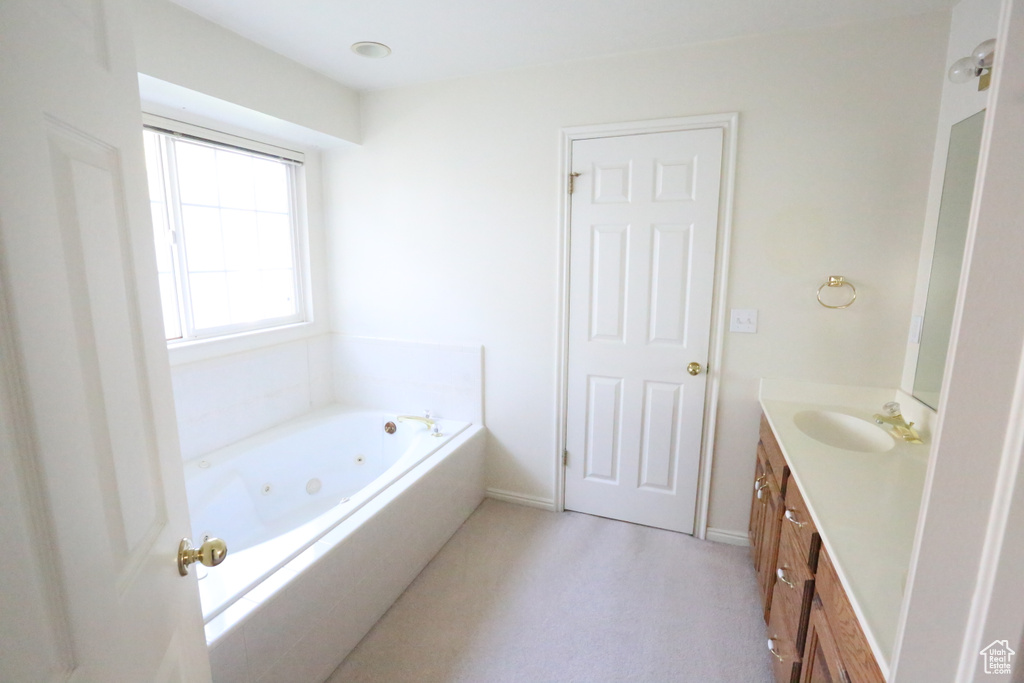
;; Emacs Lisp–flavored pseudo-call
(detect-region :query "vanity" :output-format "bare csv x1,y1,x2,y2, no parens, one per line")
749,379,931,682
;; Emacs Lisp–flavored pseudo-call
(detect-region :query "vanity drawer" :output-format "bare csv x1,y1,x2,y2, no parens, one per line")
760,415,790,492
773,523,815,654
766,596,802,683
781,478,820,572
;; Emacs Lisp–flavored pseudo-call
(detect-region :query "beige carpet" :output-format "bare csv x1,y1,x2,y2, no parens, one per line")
326,499,773,682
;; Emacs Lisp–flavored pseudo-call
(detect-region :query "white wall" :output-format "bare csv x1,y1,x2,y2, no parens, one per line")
324,13,950,531
132,0,360,144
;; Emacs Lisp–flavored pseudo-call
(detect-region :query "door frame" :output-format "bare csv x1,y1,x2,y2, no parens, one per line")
554,113,738,538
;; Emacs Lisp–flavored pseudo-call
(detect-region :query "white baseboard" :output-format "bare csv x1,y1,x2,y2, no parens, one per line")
486,488,556,511
705,528,750,547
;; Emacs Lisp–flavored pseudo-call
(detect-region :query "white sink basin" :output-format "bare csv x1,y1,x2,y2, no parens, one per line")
792,410,895,453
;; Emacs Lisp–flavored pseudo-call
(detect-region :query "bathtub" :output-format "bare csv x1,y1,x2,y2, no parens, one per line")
185,405,485,683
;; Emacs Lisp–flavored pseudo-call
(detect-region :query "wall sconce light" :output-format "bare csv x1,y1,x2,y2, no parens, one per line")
948,38,996,91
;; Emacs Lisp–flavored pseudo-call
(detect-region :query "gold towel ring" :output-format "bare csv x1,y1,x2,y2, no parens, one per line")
817,276,857,309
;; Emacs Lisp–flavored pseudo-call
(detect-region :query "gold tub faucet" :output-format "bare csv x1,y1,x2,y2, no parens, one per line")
397,414,436,430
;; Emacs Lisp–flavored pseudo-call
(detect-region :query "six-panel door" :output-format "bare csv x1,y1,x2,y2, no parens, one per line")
564,128,723,533
0,1,210,680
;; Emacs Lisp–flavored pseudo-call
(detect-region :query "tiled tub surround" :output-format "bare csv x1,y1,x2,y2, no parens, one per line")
758,379,932,675
332,336,483,425
172,334,335,460
195,408,486,683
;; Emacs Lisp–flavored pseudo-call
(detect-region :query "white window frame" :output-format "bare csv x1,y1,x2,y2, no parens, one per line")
142,114,313,346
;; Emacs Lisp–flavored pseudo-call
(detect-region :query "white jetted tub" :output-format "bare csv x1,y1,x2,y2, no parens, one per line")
184,405,485,683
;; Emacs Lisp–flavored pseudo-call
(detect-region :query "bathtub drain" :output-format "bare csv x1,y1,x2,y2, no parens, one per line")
306,478,322,495
261,483,272,495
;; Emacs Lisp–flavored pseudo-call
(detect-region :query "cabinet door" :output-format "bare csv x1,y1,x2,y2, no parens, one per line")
801,595,848,683
756,468,785,621
749,444,769,566
815,549,885,683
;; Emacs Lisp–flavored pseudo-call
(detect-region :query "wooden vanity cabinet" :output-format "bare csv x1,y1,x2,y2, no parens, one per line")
751,413,882,683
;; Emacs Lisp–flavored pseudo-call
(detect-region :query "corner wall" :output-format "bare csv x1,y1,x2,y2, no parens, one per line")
325,14,950,532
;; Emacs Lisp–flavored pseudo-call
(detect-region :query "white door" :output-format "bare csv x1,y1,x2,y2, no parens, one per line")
0,2,211,681
563,129,723,533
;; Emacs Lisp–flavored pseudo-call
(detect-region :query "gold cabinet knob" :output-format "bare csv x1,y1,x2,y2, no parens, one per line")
177,536,228,577
687,362,703,376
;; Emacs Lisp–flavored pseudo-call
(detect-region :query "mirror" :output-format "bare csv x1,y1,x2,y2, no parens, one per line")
913,110,985,409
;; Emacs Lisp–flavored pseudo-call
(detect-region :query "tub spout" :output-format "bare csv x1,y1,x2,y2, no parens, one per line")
397,414,436,430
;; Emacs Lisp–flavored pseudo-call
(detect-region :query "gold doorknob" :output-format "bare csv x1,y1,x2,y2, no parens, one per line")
177,536,228,577
687,362,703,376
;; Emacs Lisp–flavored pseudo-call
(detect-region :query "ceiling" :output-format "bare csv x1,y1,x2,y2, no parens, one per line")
167,0,956,92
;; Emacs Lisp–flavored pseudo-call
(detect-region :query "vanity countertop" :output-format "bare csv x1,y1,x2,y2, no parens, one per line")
758,379,931,676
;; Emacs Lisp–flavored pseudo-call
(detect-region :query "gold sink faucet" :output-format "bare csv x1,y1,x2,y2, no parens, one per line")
873,402,923,444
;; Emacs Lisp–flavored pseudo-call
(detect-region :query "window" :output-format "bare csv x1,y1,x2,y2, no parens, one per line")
143,120,308,342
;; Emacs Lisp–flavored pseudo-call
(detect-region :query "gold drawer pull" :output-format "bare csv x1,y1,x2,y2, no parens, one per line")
776,566,796,589
767,638,785,662
784,509,807,527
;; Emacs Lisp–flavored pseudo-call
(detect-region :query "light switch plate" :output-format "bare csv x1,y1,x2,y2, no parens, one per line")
730,309,758,334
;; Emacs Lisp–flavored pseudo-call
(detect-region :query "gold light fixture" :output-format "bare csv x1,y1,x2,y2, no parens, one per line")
949,38,996,91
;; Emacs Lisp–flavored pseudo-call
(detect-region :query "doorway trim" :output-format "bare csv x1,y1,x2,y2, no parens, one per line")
553,113,738,539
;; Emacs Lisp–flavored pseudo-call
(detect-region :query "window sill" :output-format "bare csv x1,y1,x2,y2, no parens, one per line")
166,320,326,367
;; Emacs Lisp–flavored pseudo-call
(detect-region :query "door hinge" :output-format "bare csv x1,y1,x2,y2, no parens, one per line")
563,449,569,467
568,172,581,195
